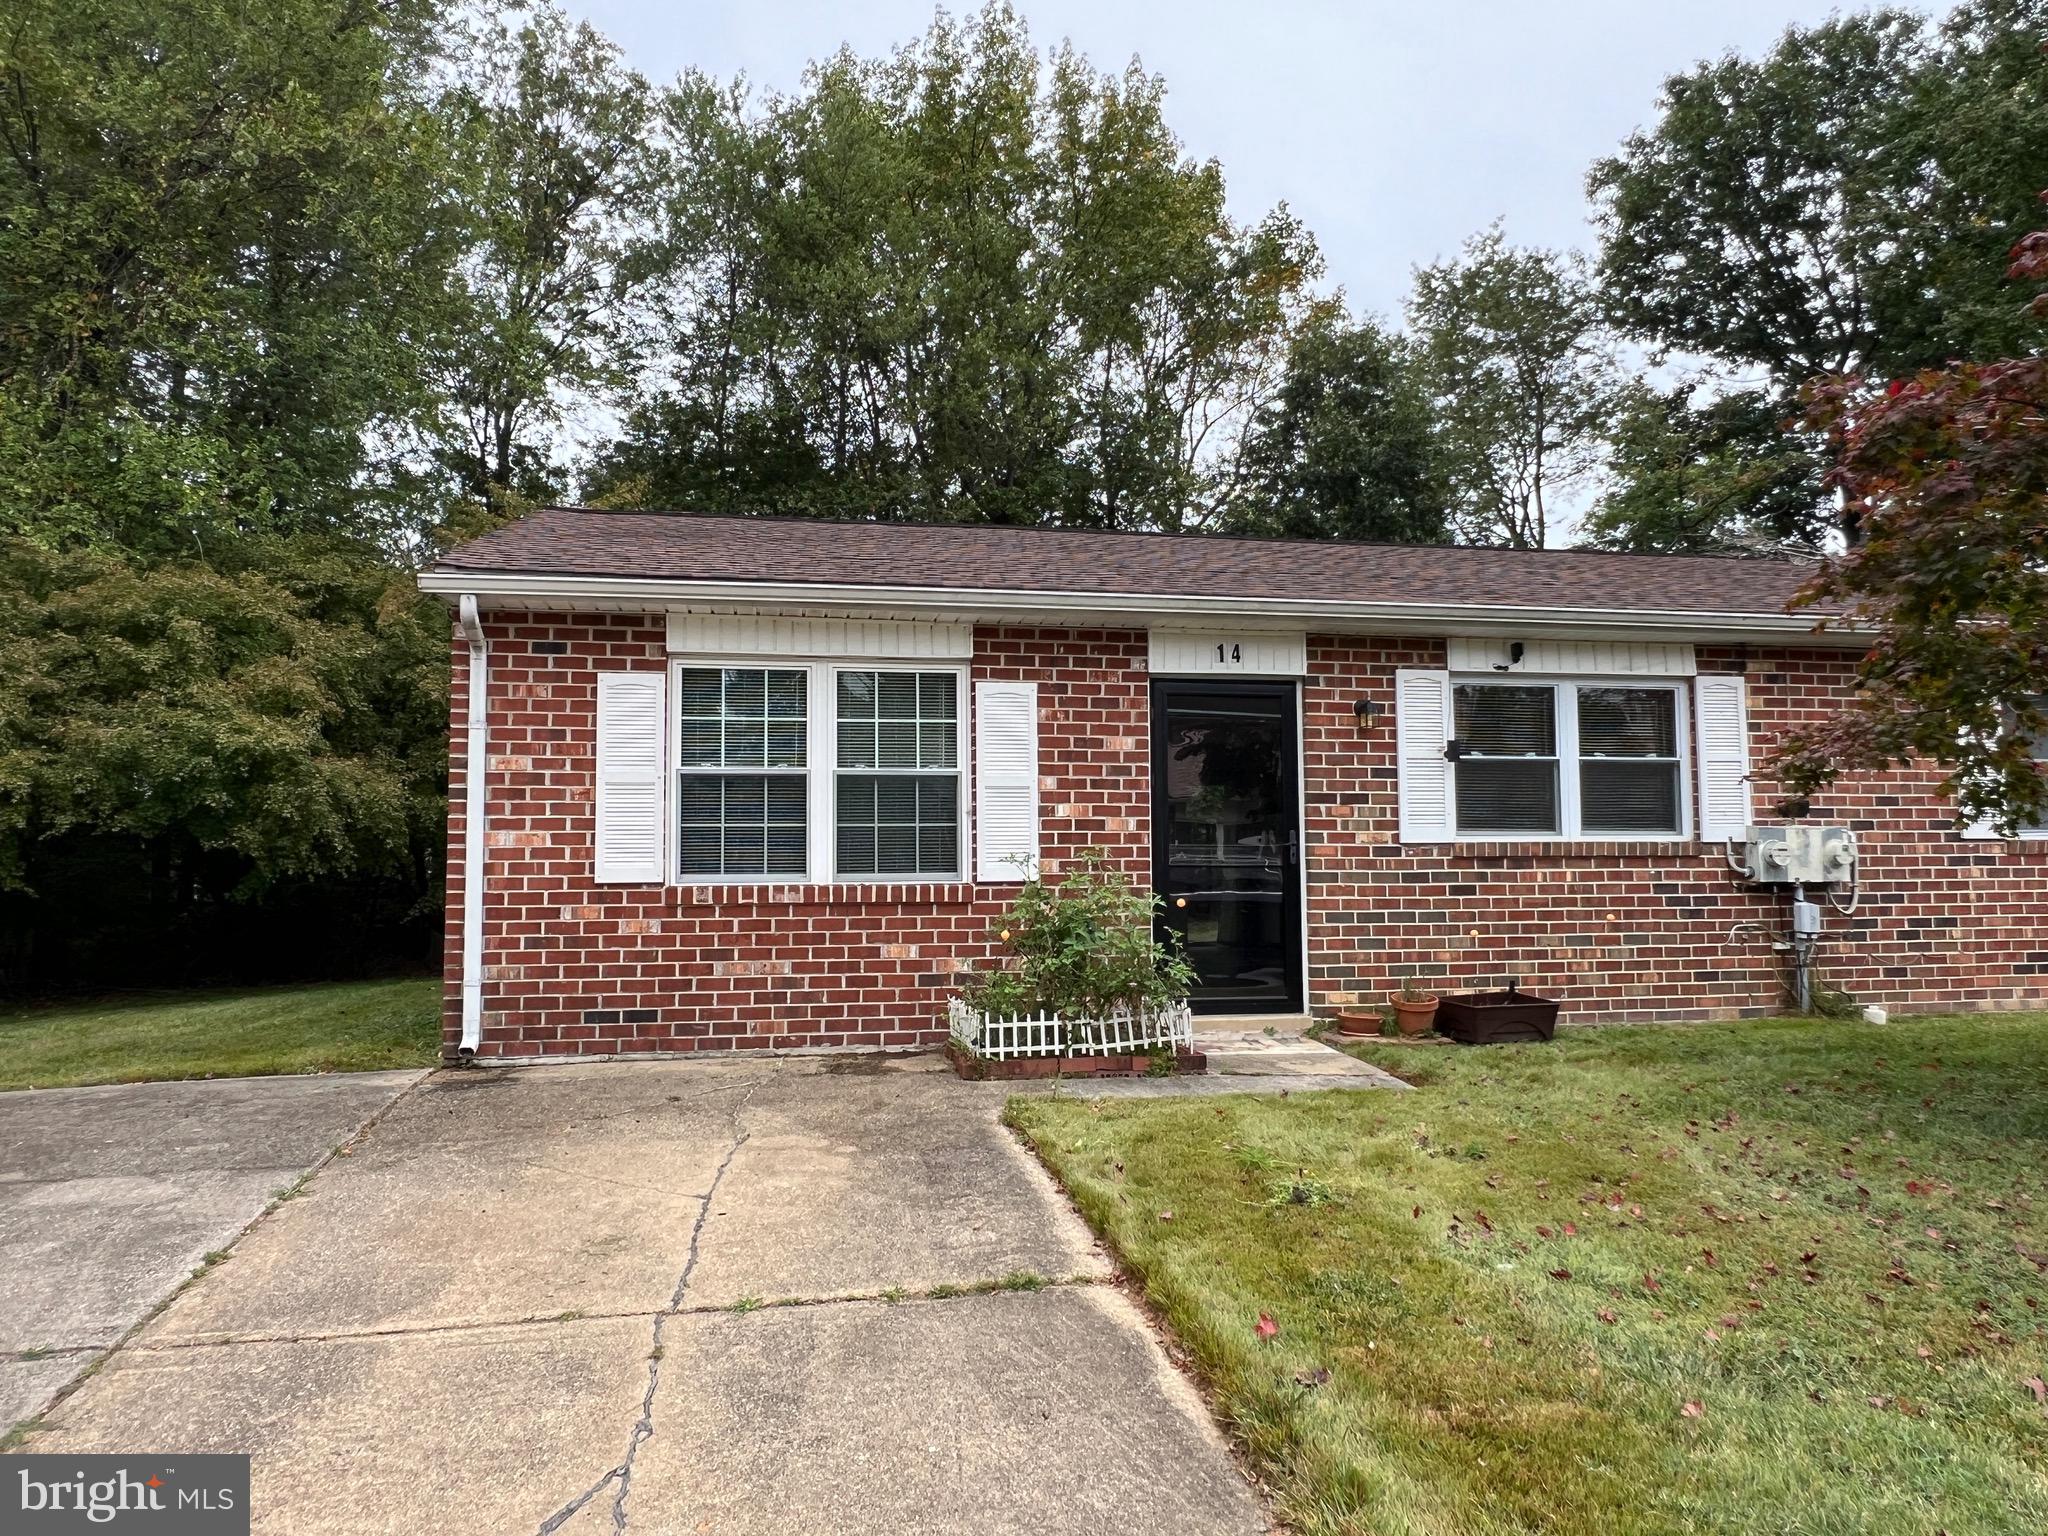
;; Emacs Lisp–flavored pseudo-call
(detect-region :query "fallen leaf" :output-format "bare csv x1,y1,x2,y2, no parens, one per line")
1597,1309,1617,1324
1562,1222,1578,1237
1704,1328,1720,1342
1681,1400,1704,1419
1411,1205,1421,1219
2024,1376,2047,1412
1536,1224,1554,1239
1293,1366,1331,1388
1255,1312,1278,1341
1643,1273,1663,1293
1549,1268,1573,1281
1158,1210,1174,1222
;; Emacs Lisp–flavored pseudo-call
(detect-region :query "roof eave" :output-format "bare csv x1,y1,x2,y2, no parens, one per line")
415,567,1847,646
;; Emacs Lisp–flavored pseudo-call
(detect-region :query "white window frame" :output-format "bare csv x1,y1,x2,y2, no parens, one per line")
668,655,970,886
2020,695,2048,839
1450,676,1694,842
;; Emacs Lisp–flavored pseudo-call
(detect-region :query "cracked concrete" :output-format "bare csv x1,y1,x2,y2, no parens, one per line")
0,1069,427,1427
18,1055,1268,1535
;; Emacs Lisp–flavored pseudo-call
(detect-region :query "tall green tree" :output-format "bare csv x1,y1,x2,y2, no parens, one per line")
1407,230,1618,549
1776,209,2048,834
588,3,1321,531
0,0,460,556
1224,319,1449,543
431,1,668,507
1581,385,1827,554
1587,1,2048,548
0,0,469,986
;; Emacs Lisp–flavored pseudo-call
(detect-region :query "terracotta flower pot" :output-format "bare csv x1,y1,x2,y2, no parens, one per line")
1388,993,1439,1037
1332,1007,1381,1038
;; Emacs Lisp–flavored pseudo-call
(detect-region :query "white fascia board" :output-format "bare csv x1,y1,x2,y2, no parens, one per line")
417,568,1854,646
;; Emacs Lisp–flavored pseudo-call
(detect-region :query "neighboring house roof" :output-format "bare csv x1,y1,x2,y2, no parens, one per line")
423,506,1837,640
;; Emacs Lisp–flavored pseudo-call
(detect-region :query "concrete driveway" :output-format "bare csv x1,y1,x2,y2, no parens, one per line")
0,1070,426,1428
14,1057,1268,1535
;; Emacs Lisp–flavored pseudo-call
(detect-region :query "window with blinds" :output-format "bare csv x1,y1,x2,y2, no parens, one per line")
835,670,960,876
676,667,809,876
1451,680,1688,839
1453,685,1559,834
1578,687,1681,834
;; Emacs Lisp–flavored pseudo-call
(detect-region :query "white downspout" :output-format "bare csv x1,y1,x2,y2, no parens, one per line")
457,594,488,1057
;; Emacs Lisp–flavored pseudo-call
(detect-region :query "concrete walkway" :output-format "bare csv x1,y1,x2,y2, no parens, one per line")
1079,1023,1412,1098
17,1057,1269,1536
0,1070,427,1429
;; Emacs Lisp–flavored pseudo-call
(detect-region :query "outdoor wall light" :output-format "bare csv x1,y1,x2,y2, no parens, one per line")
1352,698,1385,725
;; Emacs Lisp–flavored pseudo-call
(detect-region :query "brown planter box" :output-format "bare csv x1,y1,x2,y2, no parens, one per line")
945,1042,1208,1081
1435,990,1561,1045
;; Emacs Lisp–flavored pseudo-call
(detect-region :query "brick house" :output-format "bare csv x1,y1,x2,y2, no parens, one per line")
419,508,2048,1061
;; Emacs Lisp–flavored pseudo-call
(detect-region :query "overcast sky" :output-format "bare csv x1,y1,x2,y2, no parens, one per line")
569,0,1936,320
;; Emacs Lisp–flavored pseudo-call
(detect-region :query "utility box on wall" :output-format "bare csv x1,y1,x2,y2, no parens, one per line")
1736,825,1857,885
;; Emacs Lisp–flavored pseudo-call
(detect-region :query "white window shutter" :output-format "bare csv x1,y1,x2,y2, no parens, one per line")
1395,669,1455,843
975,680,1039,881
1694,674,1753,841
595,671,666,883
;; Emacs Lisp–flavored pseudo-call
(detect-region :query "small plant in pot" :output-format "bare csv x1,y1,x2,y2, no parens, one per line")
1388,979,1439,1037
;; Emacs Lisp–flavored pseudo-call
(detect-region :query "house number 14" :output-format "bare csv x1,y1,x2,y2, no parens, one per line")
1215,643,1242,664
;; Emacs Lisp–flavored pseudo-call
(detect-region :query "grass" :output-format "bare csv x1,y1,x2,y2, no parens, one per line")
0,977,441,1090
1008,1013,2048,1536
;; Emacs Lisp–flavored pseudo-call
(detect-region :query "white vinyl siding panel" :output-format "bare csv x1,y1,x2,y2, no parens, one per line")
595,671,667,883
1148,630,1308,677
974,680,1040,881
1446,639,1698,677
667,614,971,659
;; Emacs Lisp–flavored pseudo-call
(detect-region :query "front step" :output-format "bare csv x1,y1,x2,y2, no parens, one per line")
1193,1012,1315,1035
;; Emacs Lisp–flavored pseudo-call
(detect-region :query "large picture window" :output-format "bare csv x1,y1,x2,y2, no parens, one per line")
1453,680,1688,838
672,660,965,882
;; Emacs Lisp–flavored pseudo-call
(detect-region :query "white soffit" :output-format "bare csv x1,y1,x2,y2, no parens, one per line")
666,612,972,659
1149,629,1308,677
1447,638,1698,677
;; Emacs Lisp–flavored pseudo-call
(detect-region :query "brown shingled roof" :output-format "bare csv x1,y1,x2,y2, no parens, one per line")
431,506,1822,617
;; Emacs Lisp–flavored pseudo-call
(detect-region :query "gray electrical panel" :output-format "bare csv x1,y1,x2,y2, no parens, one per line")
1737,825,1857,885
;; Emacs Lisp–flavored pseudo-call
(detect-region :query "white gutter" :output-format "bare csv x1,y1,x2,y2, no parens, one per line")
457,594,488,1058
418,568,1850,645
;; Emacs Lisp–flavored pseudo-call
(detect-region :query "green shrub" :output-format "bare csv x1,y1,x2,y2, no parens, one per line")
957,851,1196,1020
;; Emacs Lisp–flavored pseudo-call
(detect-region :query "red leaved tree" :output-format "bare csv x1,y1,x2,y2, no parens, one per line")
1776,196,2048,834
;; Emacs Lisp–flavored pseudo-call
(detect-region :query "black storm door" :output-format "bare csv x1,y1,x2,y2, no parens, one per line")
1150,680,1302,1013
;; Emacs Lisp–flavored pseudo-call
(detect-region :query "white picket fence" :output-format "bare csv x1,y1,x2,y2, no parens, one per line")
947,996,1194,1062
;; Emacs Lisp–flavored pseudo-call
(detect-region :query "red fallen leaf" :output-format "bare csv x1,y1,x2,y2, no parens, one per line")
1702,1249,1719,1268
2024,1376,2047,1411
1597,1308,1617,1324
1562,1222,1577,1237
1681,1400,1704,1419
1475,1209,1494,1233
1801,1251,1818,1264
1549,1268,1573,1281
1643,1273,1662,1293
1411,1205,1421,1219
1536,1224,1554,1239
1255,1312,1278,1341
1905,1180,1930,1196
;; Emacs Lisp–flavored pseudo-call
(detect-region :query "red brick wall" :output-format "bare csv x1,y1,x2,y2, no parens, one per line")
446,614,2048,1059
1302,638,2048,1021
444,618,1149,1057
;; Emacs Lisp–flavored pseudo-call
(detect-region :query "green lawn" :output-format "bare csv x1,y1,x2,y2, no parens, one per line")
1009,1014,2048,1536
0,978,442,1090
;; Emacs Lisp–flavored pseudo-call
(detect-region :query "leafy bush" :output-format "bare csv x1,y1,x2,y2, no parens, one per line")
958,851,1196,1019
